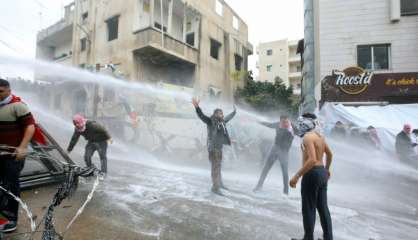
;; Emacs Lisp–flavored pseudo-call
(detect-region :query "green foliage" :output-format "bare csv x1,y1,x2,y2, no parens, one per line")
235,72,296,114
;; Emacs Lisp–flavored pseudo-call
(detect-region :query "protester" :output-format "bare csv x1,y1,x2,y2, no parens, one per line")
0,79,35,233
253,115,294,195
67,114,112,173
330,121,346,139
192,97,236,195
290,113,333,240
412,129,418,155
365,126,382,150
395,124,417,163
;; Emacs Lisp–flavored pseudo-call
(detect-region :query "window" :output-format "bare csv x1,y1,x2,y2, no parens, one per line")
267,65,272,72
186,33,195,46
357,44,390,70
234,39,242,55
266,49,273,56
106,16,119,41
82,12,88,24
80,38,87,51
143,0,150,12
79,63,86,69
154,22,167,32
210,39,222,60
233,16,239,30
215,0,223,16
401,0,418,16
234,54,243,71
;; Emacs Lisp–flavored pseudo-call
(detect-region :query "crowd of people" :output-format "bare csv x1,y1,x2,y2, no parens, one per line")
327,120,418,167
2,74,418,239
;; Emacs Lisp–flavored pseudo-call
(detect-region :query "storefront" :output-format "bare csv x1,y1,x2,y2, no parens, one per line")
320,67,418,107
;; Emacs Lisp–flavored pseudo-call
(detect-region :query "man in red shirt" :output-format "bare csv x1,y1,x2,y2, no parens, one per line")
0,78,35,233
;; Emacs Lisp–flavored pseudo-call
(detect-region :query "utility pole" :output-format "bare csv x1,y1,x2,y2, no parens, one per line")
301,0,318,114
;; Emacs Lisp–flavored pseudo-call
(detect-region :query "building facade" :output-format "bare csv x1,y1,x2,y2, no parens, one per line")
256,39,302,94
313,0,418,105
36,0,252,104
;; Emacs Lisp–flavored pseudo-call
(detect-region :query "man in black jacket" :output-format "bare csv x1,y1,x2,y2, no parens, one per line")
254,115,294,195
192,98,236,195
67,114,112,173
395,124,417,164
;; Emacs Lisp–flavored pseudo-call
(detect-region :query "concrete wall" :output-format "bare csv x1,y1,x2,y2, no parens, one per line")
257,40,289,84
319,0,418,80
257,39,302,93
37,0,251,102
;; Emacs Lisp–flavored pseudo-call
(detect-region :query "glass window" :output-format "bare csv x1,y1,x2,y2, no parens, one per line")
210,39,222,60
267,49,273,56
80,38,87,51
233,16,239,30
106,16,119,41
215,0,223,16
267,65,272,72
401,0,418,16
357,44,390,70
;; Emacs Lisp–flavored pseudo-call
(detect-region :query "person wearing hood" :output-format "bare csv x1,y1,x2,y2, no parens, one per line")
290,113,333,240
67,114,112,173
253,115,295,195
0,79,36,233
192,97,236,195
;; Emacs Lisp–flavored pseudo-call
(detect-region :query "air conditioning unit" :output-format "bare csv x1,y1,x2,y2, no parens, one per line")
390,0,401,22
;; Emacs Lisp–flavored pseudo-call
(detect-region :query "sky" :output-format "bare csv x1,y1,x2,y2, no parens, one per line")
0,0,304,78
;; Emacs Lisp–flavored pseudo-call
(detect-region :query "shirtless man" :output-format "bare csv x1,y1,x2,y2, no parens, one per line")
290,113,333,240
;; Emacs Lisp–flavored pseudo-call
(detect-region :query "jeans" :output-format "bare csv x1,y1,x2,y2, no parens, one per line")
301,166,333,240
208,149,223,191
84,141,108,173
255,146,289,194
0,158,25,221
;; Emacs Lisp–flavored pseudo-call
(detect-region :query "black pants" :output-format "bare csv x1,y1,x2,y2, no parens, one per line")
301,166,333,240
255,146,289,194
208,149,223,191
0,158,25,222
84,141,108,173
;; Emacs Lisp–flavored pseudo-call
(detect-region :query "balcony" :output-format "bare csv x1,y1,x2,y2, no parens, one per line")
37,3,74,43
288,55,301,64
289,71,302,79
133,27,198,65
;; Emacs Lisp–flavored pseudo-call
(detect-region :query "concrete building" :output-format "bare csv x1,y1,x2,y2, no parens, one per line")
256,39,302,94
310,0,418,106
36,0,253,105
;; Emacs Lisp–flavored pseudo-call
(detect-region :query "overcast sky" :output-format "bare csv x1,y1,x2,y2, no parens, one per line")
0,0,304,77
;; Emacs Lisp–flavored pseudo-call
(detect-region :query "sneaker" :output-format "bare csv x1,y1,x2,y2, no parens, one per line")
253,186,262,193
211,187,224,196
0,218,8,231
0,221,17,233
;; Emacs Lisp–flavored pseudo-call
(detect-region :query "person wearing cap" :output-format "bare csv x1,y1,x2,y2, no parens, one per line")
395,124,417,163
191,97,236,195
290,113,333,240
67,114,112,173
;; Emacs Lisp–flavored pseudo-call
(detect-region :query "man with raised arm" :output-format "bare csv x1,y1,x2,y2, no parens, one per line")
253,115,294,195
290,113,333,240
192,97,236,195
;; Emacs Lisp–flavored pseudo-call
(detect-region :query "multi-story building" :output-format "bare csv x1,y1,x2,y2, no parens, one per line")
310,0,418,105
256,39,302,94
36,0,253,110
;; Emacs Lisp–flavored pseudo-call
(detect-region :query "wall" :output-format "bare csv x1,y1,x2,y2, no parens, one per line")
257,40,289,84
319,0,418,80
